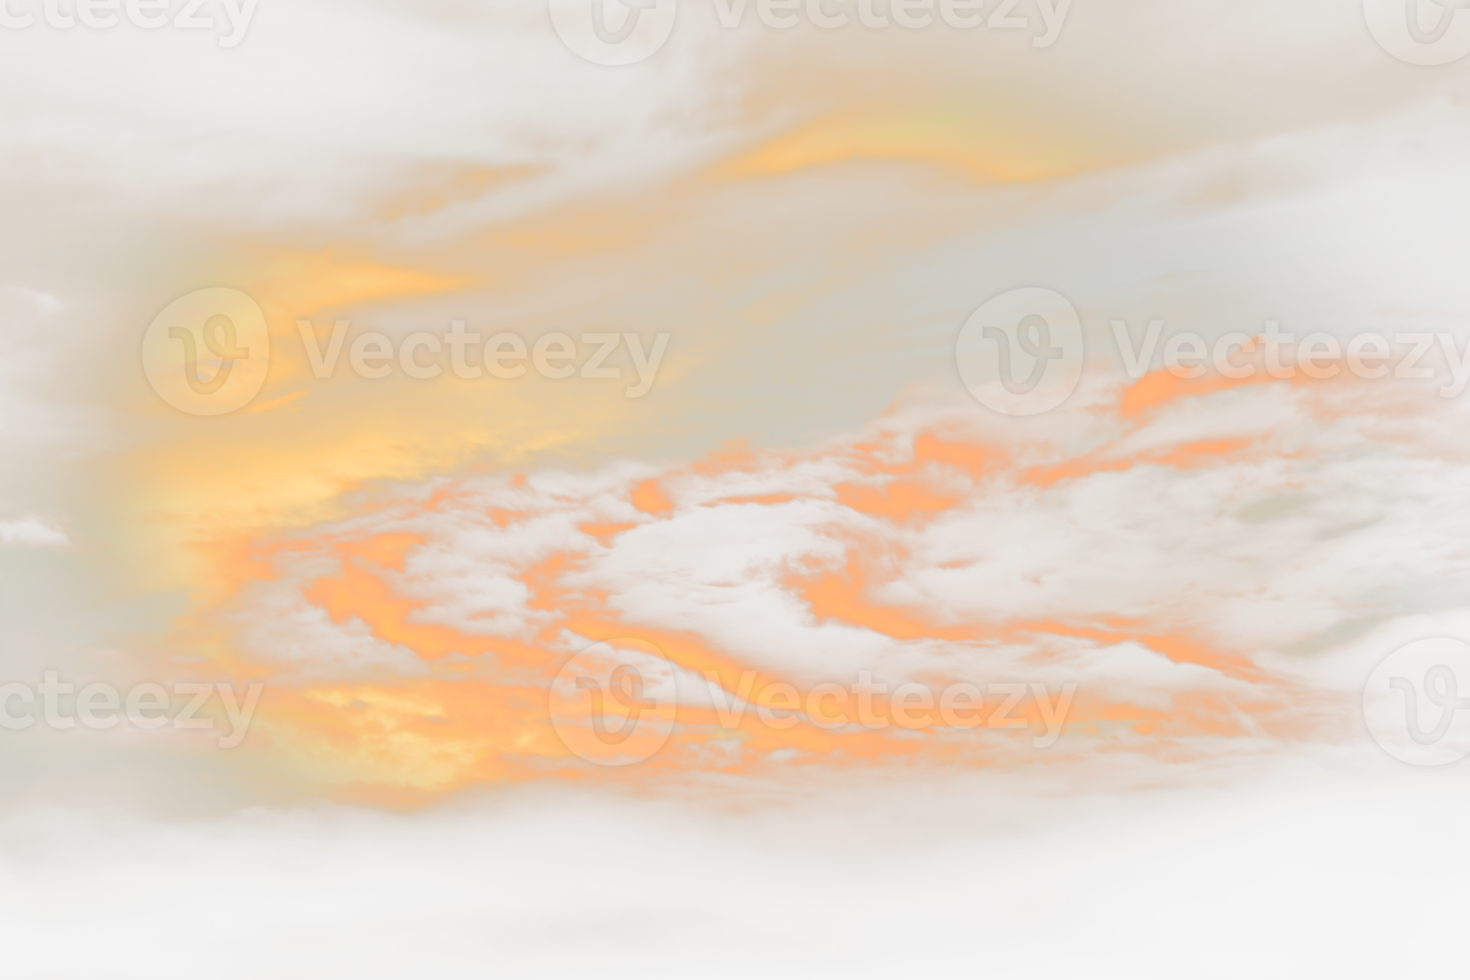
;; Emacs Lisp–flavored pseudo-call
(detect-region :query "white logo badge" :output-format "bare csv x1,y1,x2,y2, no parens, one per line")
1364,637,1470,766
142,288,270,416
550,638,677,766
1364,0,1470,65
957,287,1085,417
549,0,677,66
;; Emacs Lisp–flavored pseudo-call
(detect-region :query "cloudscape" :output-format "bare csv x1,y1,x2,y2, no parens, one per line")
2,0,1470,975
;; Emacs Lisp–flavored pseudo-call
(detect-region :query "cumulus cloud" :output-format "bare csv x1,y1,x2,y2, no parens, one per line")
188,355,1470,794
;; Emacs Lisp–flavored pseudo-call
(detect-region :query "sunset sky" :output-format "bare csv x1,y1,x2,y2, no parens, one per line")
2,0,1470,974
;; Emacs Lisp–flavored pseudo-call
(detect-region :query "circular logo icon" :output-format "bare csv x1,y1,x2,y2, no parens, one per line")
548,0,677,66
550,637,678,766
1364,637,1470,766
957,287,1085,417
142,288,269,416
1364,0,1470,65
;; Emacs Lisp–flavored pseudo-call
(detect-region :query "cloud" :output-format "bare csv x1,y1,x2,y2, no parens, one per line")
0,516,68,548
0,3,1468,970
178,351,1470,795
2,0,1464,242
0,514,78,552
1,5,1466,416
0,761,1462,978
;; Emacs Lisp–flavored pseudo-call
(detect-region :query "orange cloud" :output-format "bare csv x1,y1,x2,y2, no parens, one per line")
168,373,1382,801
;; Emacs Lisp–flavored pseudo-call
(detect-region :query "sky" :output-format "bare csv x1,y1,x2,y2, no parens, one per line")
3,0,1470,975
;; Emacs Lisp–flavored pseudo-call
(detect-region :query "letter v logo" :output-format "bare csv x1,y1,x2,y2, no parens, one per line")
1365,0,1470,64
1365,637,1470,766
549,0,678,65
143,288,270,416
576,667,658,743
957,287,1085,417
550,639,677,766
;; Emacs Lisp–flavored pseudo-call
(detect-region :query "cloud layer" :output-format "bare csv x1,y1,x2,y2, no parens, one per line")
3,3,1470,973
